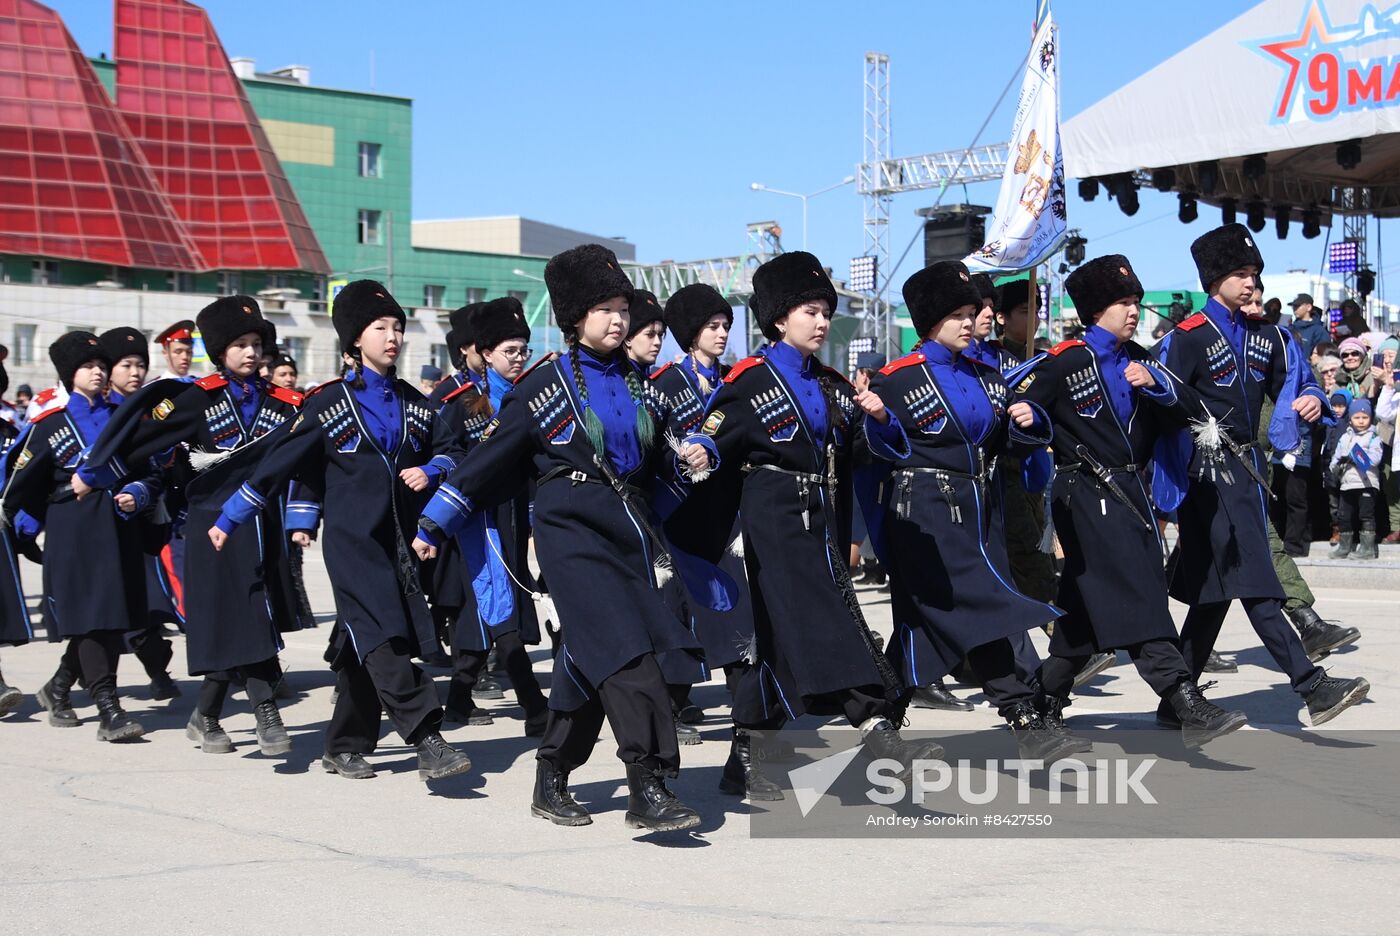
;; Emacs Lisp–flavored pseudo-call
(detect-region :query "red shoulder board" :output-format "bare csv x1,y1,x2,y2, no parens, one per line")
821,364,854,388
514,352,559,385
29,404,65,424
1048,339,1086,357
34,387,58,405
194,374,228,391
268,385,303,407
649,361,675,380
879,352,926,376
306,377,343,398
722,356,764,384
442,380,477,403
1176,313,1209,331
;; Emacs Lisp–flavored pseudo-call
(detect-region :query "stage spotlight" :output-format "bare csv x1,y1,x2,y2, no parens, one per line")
1274,204,1291,239
1064,231,1087,266
1243,154,1267,180
1178,191,1198,223
1197,161,1219,196
1358,267,1376,299
1337,139,1362,170
1302,206,1321,239
1078,178,1099,201
1245,200,1266,232
1221,198,1237,225
1152,168,1177,192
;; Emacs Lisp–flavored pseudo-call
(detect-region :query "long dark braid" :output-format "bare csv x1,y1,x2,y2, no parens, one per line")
566,339,655,457
568,342,608,456
623,363,656,452
816,369,849,436
346,347,397,390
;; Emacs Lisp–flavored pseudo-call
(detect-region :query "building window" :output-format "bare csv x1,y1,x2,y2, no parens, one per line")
31,260,58,285
13,324,36,364
219,271,242,295
168,272,196,292
423,284,445,308
507,289,529,305
464,287,486,304
358,142,382,178
432,343,452,371
358,209,382,245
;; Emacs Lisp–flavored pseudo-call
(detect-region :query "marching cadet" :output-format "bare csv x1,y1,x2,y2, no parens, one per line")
442,296,550,738
1155,224,1369,725
0,348,30,717
9,333,154,741
667,251,941,796
862,261,1082,760
1011,255,1248,747
98,326,181,701
209,281,471,783
429,304,485,409
75,297,303,756
624,288,705,745
414,244,714,832
153,320,197,383
652,285,781,773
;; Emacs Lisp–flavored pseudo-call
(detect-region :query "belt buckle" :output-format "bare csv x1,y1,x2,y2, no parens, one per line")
569,470,588,484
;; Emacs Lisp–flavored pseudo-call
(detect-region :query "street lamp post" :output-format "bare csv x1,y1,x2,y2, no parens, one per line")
512,268,553,354
749,175,856,251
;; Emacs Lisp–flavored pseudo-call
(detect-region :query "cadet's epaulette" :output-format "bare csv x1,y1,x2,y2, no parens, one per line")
306,377,343,397
515,352,559,385
28,404,64,425
1048,339,1087,356
268,385,303,407
1176,313,1209,331
33,387,59,406
194,374,228,391
442,380,477,403
723,356,764,384
649,361,675,381
820,365,854,388
880,352,925,375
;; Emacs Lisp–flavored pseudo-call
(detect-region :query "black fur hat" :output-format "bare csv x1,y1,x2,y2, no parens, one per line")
99,326,149,369
196,295,275,367
971,273,997,304
664,283,732,351
626,289,665,340
50,330,109,391
449,303,484,350
0,344,7,399
1064,255,1144,327
473,297,531,351
1191,222,1265,292
544,244,634,334
902,261,982,337
331,279,406,354
751,251,838,342
994,278,1030,313
444,328,464,370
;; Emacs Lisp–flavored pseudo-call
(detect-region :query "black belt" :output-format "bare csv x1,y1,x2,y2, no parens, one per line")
743,463,828,530
888,465,989,524
538,464,644,498
1058,461,1140,474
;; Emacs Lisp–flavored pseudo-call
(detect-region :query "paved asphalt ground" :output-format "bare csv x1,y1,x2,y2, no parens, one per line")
2,547,1396,935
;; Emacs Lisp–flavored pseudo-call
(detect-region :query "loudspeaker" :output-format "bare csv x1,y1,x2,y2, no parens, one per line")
923,209,986,266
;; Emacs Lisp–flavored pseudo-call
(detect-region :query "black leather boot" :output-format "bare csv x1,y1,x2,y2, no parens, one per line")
1203,650,1238,673
474,671,505,700
185,709,235,753
1305,673,1370,726
94,688,144,742
252,700,292,755
1036,694,1092,753
148,672,181,701
718,729,784,801
1072,651,1115,689
37,665,80,728
1003,701,1083,762
860,719,945,781
675,717,701,745
416,732,472,780
443,705,494,727
1166,680,1247,748
910,679,974,711
624,763,700,832
0,668,22,716
1287,605,1360,662
321,752,376,779
531,760,592,826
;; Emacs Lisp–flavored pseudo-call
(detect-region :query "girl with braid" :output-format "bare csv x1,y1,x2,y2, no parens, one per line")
414,245,719,832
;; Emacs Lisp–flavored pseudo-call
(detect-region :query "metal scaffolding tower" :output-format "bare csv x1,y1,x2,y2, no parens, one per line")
861,51,892,312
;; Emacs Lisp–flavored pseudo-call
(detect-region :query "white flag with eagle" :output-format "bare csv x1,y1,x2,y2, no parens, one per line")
965,7,1066,274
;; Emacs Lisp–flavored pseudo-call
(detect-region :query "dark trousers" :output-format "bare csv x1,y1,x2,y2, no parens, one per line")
131,625,174,681
1270,465,1313,555
1041,638,1189,700
1338,488,1378,533
60,631,123,695
1179,598,1323,694
966,638,1037,715
325,639,441,755
447,631,547,716
537,652,679,775
197,656,282,718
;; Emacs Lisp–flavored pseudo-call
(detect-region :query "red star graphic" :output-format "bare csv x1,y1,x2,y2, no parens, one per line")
1258,0,1337,119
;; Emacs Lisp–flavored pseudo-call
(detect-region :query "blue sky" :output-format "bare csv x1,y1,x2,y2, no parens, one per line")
51,0,1394,300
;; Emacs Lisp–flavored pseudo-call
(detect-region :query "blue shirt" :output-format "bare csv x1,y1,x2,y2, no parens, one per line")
1202,297,1247,359
919,340,995,443
1083,325,1136,426
682,354,722,401
764,340,829,447
352,366,402,453
486,368,513,413
576,345,644,476
224,371,264,430
66,390,114,446
965,337,1000,371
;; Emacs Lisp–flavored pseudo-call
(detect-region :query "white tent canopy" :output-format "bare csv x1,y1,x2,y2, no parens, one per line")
1063,0,1400,217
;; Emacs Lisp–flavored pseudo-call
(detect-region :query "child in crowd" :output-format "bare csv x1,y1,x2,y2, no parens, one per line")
1329,398,1383,560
